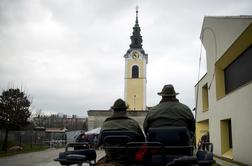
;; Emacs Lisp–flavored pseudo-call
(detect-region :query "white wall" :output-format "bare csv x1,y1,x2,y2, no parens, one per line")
197,16,252,165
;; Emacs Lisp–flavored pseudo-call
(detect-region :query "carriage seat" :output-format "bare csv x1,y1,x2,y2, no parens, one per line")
54,142,96,166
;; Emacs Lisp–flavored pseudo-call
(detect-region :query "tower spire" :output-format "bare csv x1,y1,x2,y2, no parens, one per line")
130,6,142,49
135,5,139,25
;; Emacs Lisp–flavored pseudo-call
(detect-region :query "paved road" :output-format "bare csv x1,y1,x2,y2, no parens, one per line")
0,148,105,166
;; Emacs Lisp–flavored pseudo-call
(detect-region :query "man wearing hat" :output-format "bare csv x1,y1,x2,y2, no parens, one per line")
98,98,144,164
143,84,195,136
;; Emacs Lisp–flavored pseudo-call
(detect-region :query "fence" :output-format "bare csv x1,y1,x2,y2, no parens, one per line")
0,129,46,149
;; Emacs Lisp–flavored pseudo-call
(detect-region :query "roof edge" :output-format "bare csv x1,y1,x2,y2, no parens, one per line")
200,15,252,41
204,15,252,19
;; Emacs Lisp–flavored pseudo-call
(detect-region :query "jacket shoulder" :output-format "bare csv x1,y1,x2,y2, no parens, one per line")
177,102,191,110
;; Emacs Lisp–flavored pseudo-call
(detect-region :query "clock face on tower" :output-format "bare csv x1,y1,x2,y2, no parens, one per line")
132,51,139,59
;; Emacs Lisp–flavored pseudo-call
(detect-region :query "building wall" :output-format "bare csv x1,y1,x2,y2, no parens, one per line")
125,78,145,110
125,52,147,110
196,16,252,165
87,110,112,130
195,74,210,143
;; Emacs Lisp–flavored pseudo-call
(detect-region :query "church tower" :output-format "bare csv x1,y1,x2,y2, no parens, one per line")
124,7,148,111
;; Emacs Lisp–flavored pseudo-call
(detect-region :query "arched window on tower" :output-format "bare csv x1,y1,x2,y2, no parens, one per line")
132,65,139,78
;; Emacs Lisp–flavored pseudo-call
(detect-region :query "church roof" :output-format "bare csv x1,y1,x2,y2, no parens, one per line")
125,6,147,57
129,6,143,49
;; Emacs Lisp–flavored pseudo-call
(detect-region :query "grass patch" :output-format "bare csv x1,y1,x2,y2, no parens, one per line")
0,144,48,157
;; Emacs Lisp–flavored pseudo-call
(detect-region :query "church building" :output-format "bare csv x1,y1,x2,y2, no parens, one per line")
124,7,148,111
87,8,148,130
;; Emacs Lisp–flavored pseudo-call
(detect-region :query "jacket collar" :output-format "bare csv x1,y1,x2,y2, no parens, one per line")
105,112,129,121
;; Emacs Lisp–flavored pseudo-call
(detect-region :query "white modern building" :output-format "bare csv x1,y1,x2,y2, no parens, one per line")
195,16,252,165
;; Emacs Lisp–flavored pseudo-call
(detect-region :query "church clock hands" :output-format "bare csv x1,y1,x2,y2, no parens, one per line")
132,51,139,59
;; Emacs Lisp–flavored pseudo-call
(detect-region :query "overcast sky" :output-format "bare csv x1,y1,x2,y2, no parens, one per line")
0,0,251,117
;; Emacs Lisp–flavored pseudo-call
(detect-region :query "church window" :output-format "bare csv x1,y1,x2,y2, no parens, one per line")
132,65,139,78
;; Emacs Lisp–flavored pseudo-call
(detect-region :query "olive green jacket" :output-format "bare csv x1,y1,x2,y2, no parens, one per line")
101,112,144,135
143,101,195,136
99,112,144,164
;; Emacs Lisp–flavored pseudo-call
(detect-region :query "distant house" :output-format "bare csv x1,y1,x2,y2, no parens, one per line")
45,127,67,144
45,127,67,133
34,114,87,131
195,16,252,165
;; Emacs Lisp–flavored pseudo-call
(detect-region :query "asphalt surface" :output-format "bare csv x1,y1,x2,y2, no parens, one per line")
0,148,105,166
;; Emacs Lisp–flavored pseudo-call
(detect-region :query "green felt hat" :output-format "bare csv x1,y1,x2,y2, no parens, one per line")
158,84,179,96
111,98,128,110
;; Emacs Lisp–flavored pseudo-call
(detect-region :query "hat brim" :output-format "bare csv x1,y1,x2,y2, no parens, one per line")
111,106,129,109
157,92,179,96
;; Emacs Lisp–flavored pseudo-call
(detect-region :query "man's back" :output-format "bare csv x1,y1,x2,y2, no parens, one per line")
102,114,143,133
98,99,144,164
100,114,144,163
143,101,195,135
